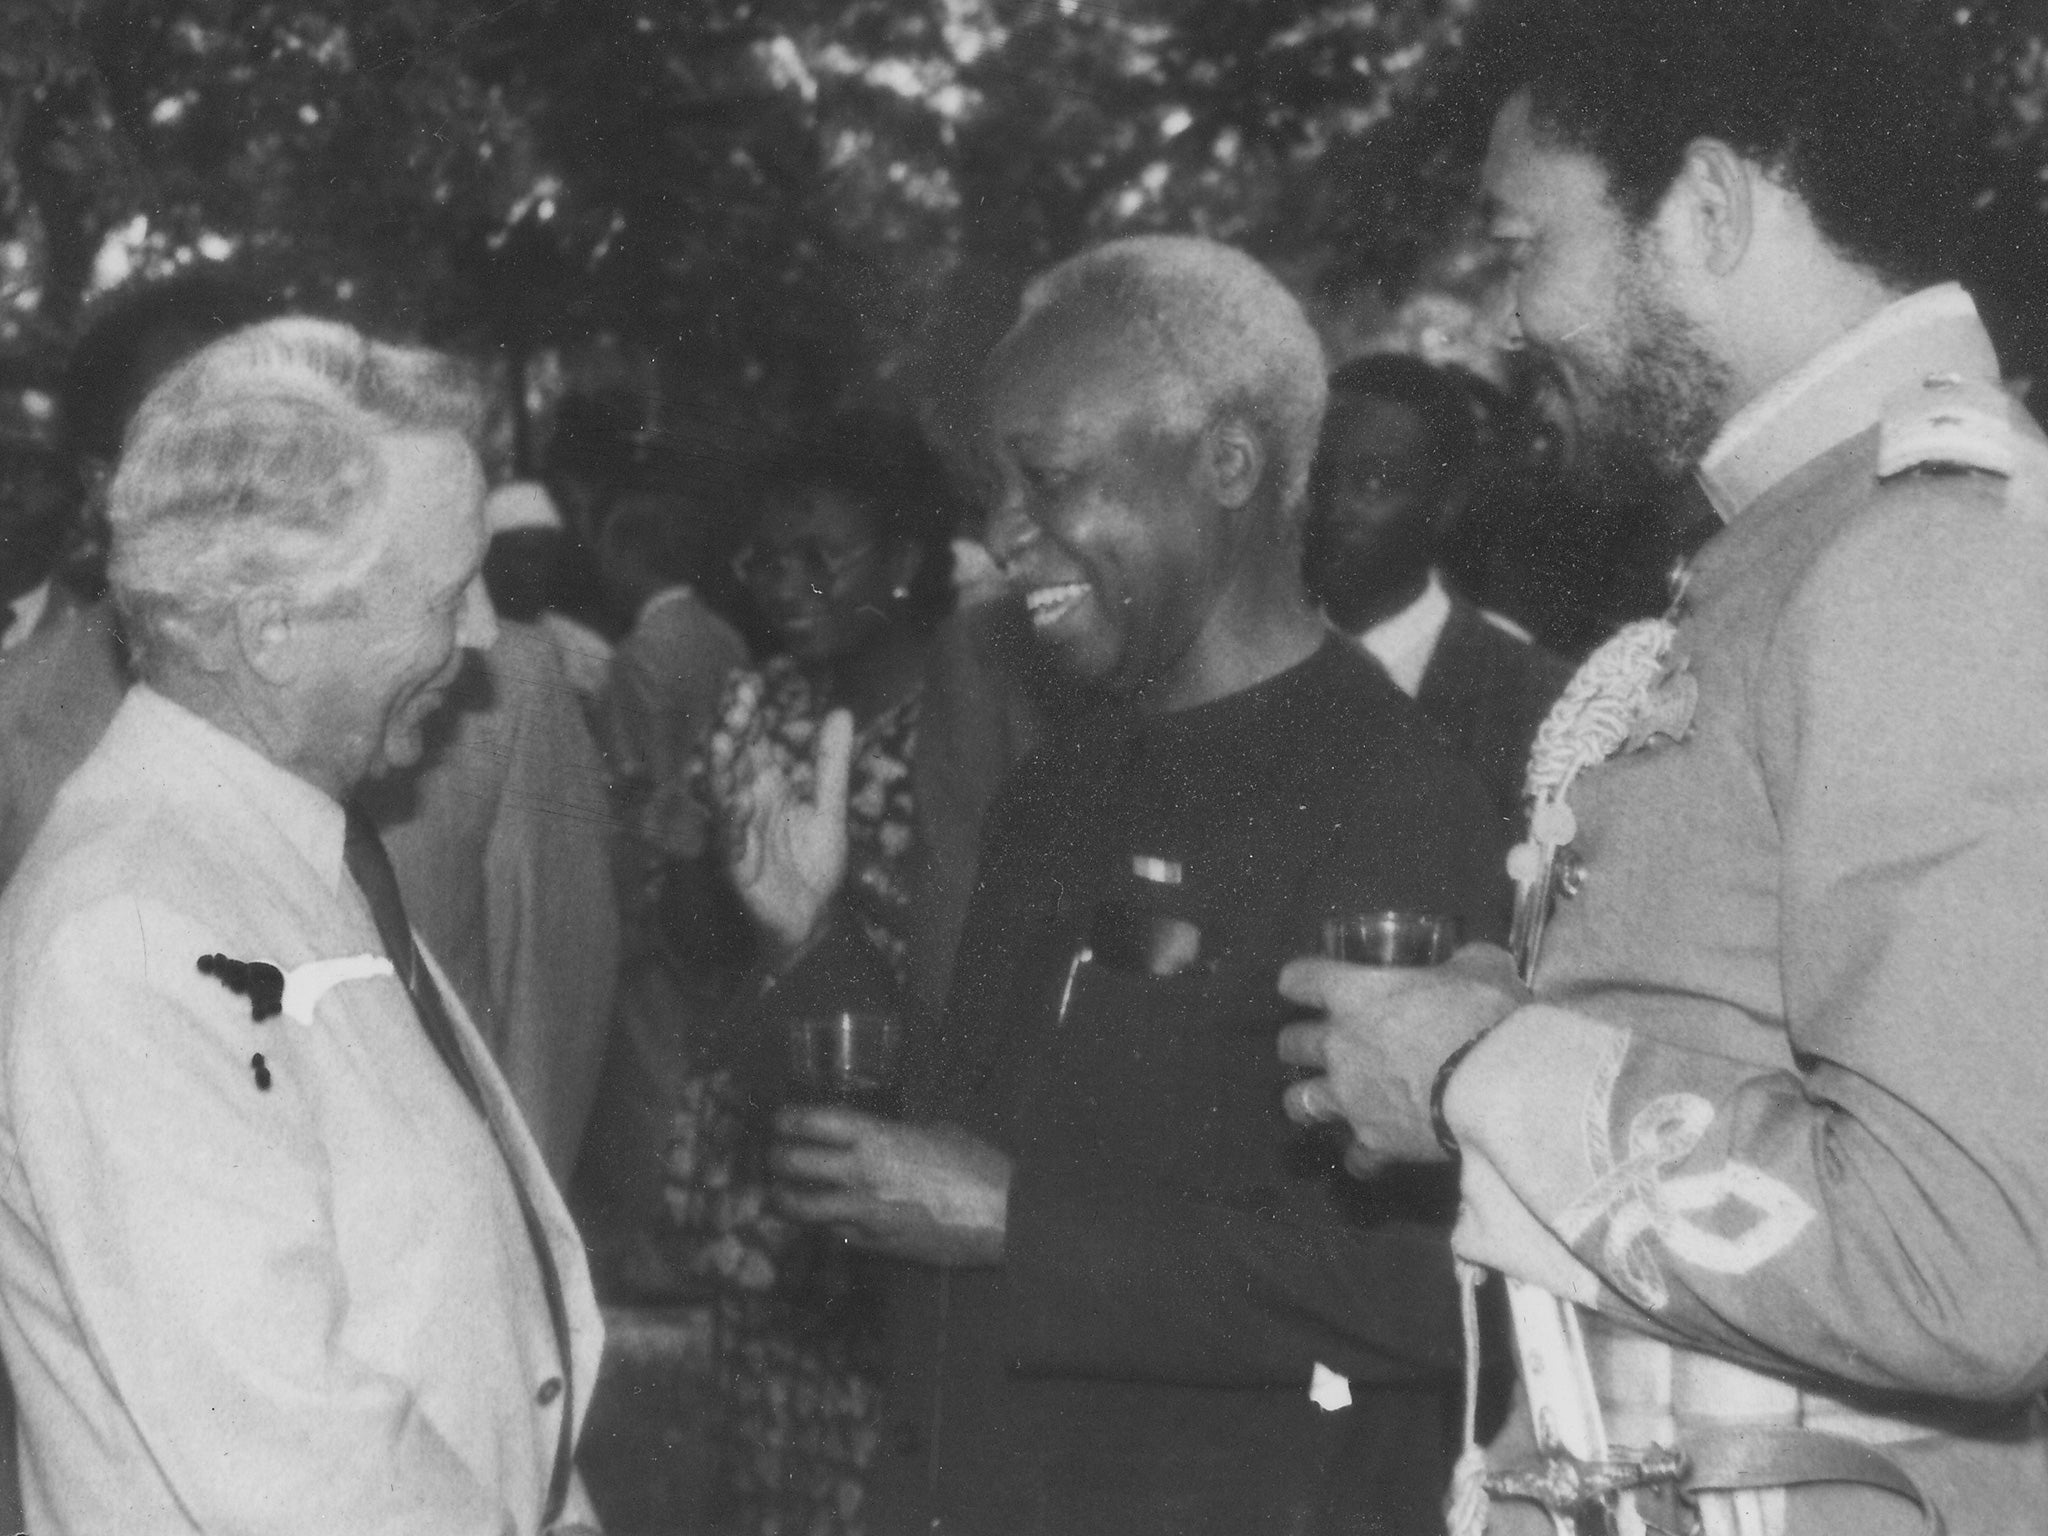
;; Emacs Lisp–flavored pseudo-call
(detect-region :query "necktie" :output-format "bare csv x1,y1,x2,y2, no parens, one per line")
343,806,483,1112
342,803,576,1527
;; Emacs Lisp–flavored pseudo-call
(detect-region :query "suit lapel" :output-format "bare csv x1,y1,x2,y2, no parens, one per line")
417,939,604,1433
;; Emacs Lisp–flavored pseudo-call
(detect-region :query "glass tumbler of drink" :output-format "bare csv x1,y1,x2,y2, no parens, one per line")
1320,911,1462,967
786,1010,904,1115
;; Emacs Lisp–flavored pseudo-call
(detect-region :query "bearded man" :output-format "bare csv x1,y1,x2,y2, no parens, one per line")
1280,2,2048,1533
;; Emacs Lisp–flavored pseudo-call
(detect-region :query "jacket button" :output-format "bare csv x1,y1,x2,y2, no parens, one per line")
536,1377,563,1406
1557,849,1588,900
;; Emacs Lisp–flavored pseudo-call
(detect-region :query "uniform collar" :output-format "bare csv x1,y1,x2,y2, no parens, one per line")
1696,284,1998,522
123,685,351,896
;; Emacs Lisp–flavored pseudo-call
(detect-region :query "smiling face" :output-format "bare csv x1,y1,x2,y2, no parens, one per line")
300,430,497,793
1482,90,1732,500
982,312,1229,704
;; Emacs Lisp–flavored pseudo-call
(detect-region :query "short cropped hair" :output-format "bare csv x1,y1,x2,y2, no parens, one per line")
107,317,484,676
1473,0,1964,291
1009,235,1328,511
1324,354,1482,484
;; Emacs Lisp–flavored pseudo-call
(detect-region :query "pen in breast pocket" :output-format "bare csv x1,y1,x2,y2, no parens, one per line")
1056,947,1092,1026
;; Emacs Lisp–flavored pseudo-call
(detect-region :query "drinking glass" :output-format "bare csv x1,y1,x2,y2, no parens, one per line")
786,1010,904,1114
1320,911,1462,967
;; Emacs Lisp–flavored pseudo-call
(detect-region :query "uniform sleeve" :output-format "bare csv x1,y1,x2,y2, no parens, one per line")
486,629,624,1184
1453,476,2048,1400
9,897,518,1535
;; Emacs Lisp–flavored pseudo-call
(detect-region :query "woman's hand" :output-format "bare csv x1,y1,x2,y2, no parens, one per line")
726,708,856,956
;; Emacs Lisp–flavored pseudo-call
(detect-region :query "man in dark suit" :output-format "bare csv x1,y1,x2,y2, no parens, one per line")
1306,353,1572,828
731,235,1508,1535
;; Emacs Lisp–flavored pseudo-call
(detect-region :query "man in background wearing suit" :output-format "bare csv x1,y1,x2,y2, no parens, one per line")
0,318,603,1533
1305,352,1571,830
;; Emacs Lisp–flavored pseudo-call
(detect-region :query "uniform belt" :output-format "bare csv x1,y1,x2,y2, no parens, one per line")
1587,1320,1940,1534
1585,1319,1960,1445
1682,1424,1941,1535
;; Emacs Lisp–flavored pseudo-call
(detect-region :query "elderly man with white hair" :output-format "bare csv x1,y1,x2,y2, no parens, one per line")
742,235,1506,1535
0,318,603,1535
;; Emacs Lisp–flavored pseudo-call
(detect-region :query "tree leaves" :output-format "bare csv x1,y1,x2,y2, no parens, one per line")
5,0,2048,444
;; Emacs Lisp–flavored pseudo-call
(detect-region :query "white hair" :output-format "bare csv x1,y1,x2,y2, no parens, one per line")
106,316,484,679
1011,234,1328,510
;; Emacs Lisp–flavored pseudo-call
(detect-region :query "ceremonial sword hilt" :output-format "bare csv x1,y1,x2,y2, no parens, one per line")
1486,1445,1690,1533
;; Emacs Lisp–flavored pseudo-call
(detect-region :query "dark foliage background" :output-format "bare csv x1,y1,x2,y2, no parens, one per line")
4,0,2046,475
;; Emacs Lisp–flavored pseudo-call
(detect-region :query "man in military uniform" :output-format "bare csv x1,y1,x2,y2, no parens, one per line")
1279,1,2048,1532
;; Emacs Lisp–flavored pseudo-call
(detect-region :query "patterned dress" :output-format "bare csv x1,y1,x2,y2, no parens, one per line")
665,655,920,1536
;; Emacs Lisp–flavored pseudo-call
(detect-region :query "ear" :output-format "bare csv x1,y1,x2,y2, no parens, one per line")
1199,416,1265,511
234,596,301,687
1664,137,1754,279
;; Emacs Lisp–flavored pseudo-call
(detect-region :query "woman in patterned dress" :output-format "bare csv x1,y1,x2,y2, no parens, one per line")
666,415,959,1536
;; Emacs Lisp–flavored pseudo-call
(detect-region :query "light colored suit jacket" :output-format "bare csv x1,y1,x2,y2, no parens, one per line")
0,687,604,1535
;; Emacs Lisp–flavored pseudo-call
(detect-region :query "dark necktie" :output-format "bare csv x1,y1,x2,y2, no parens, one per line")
342,803,575,1527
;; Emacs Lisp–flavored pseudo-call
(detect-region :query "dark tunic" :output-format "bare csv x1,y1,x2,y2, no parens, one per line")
865,639,1508,1536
